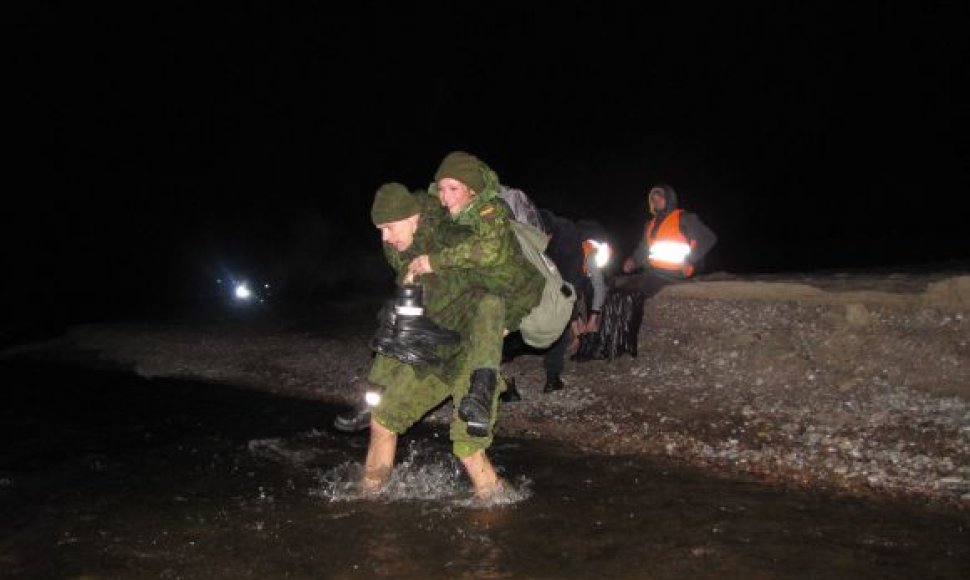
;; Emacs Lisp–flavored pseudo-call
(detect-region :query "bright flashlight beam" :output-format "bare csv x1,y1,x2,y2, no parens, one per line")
365,391,382,407
234,283,252,300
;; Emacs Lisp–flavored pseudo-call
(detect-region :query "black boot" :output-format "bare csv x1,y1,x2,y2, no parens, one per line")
458,368,497,437
371,287,460,366
333,407,372,433
499,375,522,403
543,373,565,393
371,301,435,365
393,285,460,346
370,300,396,346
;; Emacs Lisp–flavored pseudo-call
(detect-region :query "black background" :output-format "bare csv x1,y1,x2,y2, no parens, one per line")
12,1,969,326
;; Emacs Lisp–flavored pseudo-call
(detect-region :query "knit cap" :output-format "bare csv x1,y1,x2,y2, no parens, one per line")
433,151,485,193
371,182,420,225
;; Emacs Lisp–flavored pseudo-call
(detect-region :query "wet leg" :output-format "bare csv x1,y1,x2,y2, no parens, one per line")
460,450,504,499
362,419,397,494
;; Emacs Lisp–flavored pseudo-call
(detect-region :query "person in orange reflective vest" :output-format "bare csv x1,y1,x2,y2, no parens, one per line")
575,183,716,361
621,183,716,280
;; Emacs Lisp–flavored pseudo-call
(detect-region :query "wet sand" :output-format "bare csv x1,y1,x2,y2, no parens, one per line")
1,358,968,579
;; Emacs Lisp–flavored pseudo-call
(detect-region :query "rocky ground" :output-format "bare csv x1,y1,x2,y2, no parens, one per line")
9,272,969,507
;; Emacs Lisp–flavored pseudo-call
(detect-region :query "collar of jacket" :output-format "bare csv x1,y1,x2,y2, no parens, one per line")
452,187,499,225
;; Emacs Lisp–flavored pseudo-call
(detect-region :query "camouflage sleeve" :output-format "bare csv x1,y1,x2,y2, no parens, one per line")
382,243,408,280
428,203,514,270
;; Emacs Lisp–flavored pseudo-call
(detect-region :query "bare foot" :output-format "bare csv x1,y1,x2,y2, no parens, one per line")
474,477,507,501
360,467,390,497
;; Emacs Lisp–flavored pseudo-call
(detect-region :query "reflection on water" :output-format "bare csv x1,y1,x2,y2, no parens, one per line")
1,359,968,579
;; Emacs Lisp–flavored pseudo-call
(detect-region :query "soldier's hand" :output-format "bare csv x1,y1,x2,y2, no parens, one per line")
407,255,433,277
622,257,636,273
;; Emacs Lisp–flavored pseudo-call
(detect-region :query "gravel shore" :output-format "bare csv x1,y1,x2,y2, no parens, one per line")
13,272,969,507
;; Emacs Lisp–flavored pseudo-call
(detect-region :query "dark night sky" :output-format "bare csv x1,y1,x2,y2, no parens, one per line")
12,1,969,325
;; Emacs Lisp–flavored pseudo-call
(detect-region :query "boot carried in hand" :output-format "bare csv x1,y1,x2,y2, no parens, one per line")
370,300,436,365
370,285,461,366
391,285,460,345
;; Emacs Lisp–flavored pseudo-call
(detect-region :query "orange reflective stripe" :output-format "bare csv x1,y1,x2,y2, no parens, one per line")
581,240,595,275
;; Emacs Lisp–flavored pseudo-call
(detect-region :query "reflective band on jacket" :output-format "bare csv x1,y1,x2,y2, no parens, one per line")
581,240,594,275
590,240,610,269
395,305,424,316
645,209,696,277
649,241,691,264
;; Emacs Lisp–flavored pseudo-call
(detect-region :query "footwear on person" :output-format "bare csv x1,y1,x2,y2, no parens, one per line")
543,374,565,393
333,407,372,433
458,368,497,437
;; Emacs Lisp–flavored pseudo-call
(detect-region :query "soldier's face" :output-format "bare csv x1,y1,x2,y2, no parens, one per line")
437,178,475,216
378,215,419,252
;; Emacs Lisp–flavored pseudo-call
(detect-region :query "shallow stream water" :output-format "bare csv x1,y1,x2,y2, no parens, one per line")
1,359,967,579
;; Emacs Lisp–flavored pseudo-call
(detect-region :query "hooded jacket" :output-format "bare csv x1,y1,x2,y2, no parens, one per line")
630,184,717,278
424,161,544,331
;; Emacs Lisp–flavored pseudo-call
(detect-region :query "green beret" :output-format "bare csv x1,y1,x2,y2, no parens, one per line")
433,151,485,193
371,182,420,226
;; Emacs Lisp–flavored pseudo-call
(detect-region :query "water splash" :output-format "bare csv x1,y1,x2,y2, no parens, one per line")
311,442,532,507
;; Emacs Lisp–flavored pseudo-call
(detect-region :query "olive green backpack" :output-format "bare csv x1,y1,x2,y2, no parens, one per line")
511,221,576,348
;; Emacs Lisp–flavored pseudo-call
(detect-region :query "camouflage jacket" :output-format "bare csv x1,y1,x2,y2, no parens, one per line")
424,185,544,331
382,195,485,334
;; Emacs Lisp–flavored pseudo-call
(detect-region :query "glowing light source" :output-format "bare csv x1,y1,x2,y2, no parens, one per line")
234,283,252,300
365,390,382,407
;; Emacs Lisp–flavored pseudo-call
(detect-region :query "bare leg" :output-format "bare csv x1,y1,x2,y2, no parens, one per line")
568,320,582,353
585,311,602,333
460,450,503,499
362,419,397,494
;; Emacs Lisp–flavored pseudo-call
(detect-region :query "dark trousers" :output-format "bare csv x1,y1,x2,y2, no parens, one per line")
578,270,686,360
611,269,682,297
541,324,571,379
502,324,572,382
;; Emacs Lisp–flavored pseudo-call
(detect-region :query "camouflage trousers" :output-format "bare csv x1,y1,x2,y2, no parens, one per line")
369,294,506,457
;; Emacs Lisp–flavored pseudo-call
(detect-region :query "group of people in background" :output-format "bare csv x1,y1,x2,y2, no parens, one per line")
343,150,716,500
